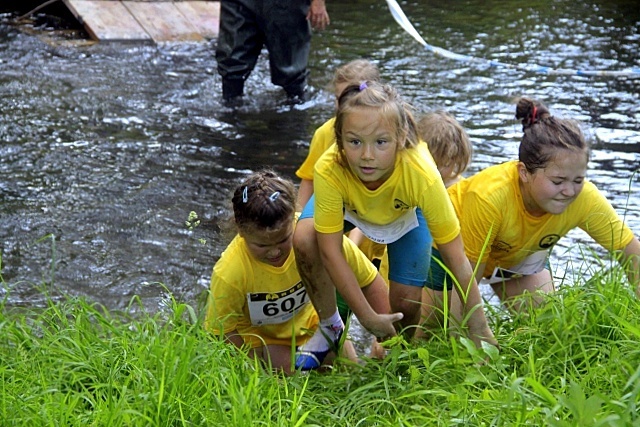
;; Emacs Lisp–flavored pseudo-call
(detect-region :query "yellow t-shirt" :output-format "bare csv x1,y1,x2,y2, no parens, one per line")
448,160,635,278
204,218,379,348
297,116,387,263
313,143,460,246
296,117,336,181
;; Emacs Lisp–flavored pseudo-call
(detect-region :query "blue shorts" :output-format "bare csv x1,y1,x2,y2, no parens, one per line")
426,248,449,291
300,195,432,287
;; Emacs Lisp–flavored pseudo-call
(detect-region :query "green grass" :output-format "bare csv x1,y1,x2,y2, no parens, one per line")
1,271,639,426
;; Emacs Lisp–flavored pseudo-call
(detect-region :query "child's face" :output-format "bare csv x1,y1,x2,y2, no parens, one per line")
341,106,398,190
518,148,588,216
241,220,293,267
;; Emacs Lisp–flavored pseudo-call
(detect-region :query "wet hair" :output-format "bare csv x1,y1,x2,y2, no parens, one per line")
332,59,381,92
515,97,590,173
417,110,473,178
334,81,419,167
231,170,297,232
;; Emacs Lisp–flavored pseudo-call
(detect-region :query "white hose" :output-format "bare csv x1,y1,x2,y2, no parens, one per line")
385,0,640,77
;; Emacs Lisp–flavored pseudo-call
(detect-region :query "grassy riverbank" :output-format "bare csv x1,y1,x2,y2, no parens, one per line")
1,270,639,426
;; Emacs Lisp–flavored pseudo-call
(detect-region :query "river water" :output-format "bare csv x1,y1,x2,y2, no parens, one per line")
0,0,638,317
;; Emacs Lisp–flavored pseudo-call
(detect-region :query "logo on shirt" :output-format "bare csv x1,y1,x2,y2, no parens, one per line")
394,199,410,211
492,240,513,253
539,234,560,249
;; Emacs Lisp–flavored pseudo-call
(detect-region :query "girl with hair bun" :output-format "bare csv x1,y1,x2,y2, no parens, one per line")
422,97,640,325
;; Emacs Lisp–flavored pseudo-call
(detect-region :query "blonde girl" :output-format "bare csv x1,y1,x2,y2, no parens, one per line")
296,58,389,324
296,58,382,207
293,81,496,370
417,110,473,188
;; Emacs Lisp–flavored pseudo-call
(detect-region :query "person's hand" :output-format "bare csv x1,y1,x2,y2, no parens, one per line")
307,0,330,31
469,324,499,350
369,339,387,359
359,312,403,339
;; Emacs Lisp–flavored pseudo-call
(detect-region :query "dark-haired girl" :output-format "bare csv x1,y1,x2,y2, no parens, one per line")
423,97,640,323
204,170,388,374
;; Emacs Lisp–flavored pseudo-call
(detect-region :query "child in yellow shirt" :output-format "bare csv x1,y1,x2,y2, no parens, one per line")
204,170,389,374
417,110,473,188
294,81,496,370
423,97,640,326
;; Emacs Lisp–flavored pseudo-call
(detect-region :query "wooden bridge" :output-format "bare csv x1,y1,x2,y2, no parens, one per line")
62,0,220,43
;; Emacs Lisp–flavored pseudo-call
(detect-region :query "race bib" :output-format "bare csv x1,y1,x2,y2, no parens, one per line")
247,281,309,326
344,208,419,244
484,250,549,285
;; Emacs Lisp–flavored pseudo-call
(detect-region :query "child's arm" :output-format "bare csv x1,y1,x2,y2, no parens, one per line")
473,261,487,285
438,234,497,348
317,230,401,339
621,237,640,297
345,227,365,247
297,179,314,209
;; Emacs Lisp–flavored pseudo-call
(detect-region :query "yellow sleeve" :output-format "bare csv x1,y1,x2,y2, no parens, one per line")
579,183,635,251
403,144,460,245
314,168,347,234
342,236,379,288
420,179,461,245
295,118,336,180
204,271,245,335
458,190,501,263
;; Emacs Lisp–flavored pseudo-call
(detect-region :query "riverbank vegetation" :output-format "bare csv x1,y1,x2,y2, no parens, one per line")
1,266,639,426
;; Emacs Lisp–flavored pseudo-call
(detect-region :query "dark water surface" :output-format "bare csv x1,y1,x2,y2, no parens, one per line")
1,0,639,314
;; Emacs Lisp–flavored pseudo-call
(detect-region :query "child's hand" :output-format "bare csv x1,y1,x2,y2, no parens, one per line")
469,324,499,350
360,312,403,340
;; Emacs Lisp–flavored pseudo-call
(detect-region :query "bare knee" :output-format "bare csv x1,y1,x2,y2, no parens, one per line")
420,288,446,327
491,269,554,312
389,282,422,333
293,218,318,260
293,218,320,275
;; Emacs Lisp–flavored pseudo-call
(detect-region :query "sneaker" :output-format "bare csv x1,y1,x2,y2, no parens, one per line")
295,326,343,371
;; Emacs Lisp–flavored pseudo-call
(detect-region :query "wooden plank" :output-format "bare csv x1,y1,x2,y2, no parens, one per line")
174,1,220,39
123,1,204,43
62,0,152,42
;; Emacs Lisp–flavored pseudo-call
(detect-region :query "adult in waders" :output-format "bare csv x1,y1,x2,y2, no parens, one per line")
215,0,330,104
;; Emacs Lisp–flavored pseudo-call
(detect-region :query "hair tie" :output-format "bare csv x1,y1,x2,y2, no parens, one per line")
268,191,281,202
359,81,368,91
242,186,248,203
530,105,538,125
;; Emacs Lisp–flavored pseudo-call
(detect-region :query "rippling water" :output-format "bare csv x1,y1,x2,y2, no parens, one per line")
0,0,638,314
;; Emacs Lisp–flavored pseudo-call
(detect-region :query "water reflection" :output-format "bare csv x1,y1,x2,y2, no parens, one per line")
0,0,638,314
